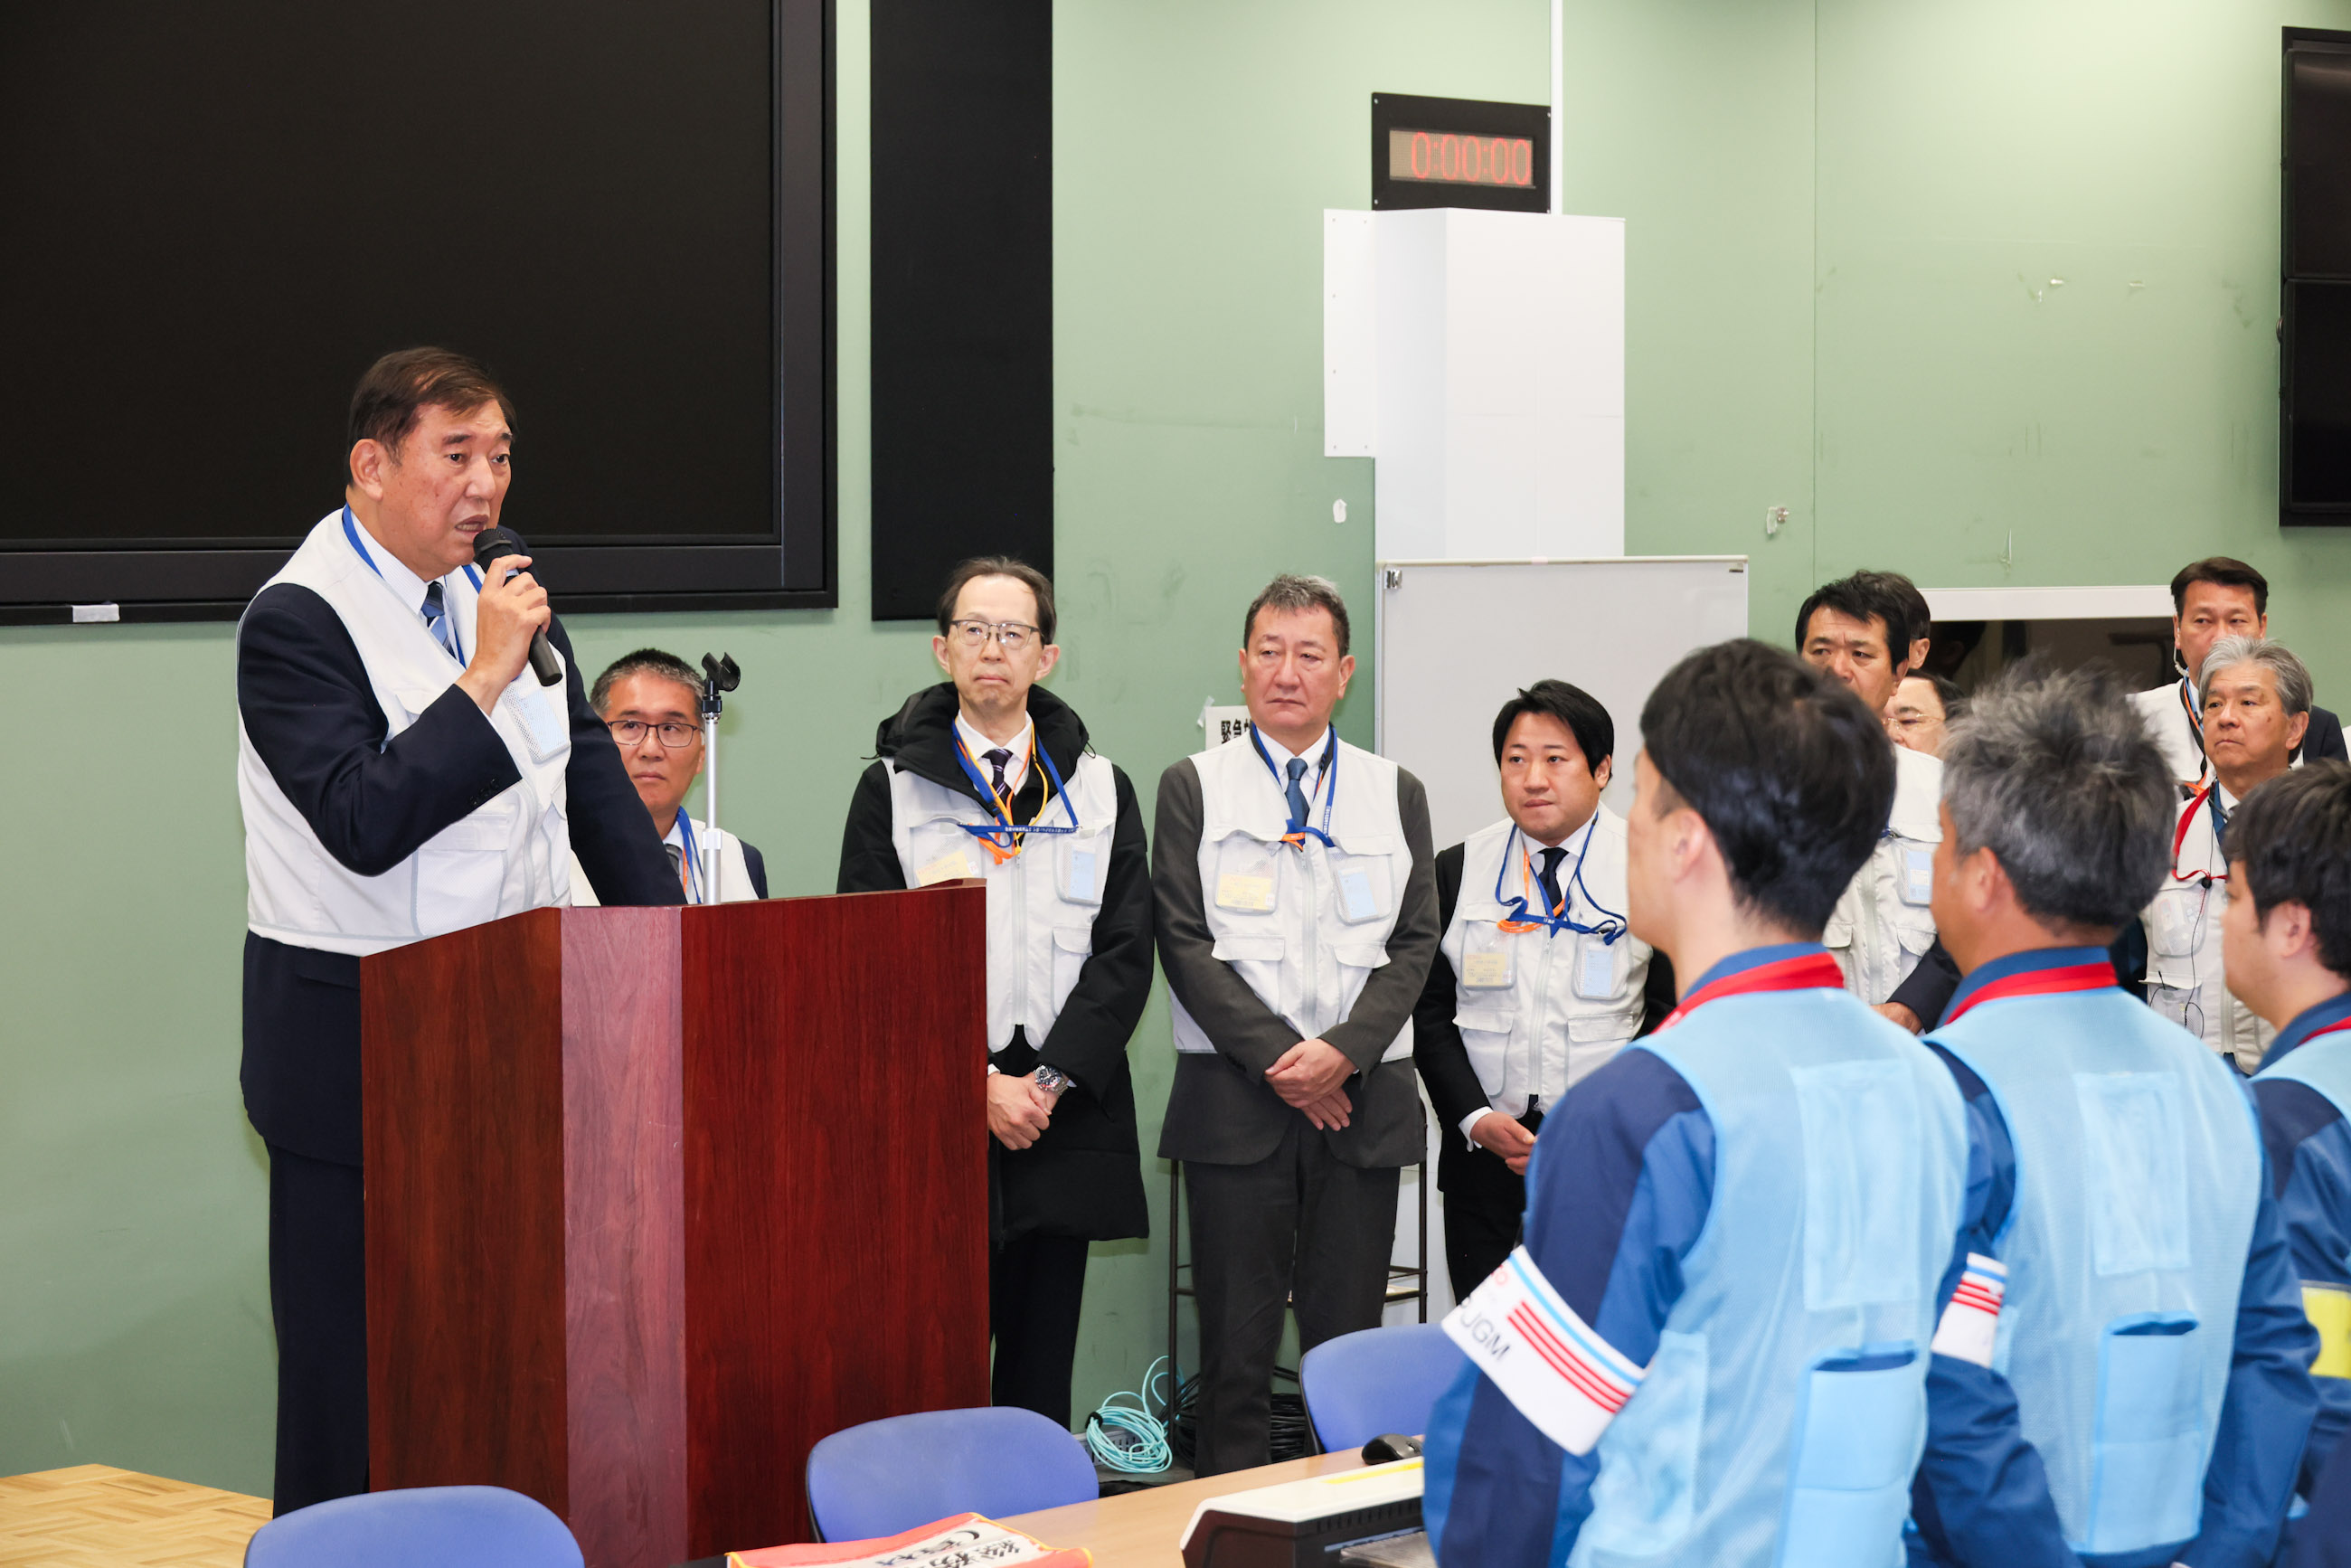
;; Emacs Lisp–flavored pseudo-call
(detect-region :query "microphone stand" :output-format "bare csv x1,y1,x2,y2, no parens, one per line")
698,654,741,900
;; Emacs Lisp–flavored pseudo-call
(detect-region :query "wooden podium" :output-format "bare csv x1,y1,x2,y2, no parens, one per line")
360,886,990,1567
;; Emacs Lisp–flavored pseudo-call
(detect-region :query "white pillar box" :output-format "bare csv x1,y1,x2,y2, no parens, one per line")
1325,208,1625,562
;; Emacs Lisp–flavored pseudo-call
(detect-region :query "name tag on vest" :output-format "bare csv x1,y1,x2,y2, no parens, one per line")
1442,1246,1645,1455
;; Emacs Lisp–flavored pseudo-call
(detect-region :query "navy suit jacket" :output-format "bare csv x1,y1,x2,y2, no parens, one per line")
238,582,681,1165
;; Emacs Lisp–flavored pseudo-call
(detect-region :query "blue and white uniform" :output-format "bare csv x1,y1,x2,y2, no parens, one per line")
1920,947,2318,1568
2253,992,2351,1501
1423,945,2067,1568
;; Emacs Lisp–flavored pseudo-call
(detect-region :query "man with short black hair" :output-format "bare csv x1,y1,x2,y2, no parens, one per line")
836,556,1151,1427
1912,663,2314,1567
1155,573,1438,1475
237,348,681,1510
572,648,767,903
2131,557,2347,788
1424,639,2049,1567
1796,571,1959,1030
2148,637,2316,1072
1412,680,1671,1299
1865,567,1935,677
2229,764,2351,1507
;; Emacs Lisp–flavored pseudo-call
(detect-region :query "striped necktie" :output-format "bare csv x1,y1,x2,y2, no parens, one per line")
420,582,459,661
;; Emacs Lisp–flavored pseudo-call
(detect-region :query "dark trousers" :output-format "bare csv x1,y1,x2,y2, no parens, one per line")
266,1141,368,1515
989,1233,1091,1429
1184,1120,1401,1476
1436,1110,1541,1302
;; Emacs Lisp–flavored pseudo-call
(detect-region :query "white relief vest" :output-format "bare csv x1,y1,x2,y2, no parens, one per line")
888,747,1119,1053
1440,807,1652,1122
239,510,573,957
2132,680,2209,790
1170,731,1417,1063
1824,743,1943,1005
2145,786,2272,1073
569,816,759,906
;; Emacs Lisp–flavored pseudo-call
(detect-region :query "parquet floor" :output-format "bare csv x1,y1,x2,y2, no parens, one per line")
0,1465,269,1568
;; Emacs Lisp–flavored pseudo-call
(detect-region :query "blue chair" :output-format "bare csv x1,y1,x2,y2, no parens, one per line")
1300,1323,1468,1454
805,1406,1098,1542
243,1485,582,1567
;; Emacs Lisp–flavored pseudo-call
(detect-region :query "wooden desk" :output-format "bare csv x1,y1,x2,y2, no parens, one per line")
0,1464,270,1568
999,1453,1373,1568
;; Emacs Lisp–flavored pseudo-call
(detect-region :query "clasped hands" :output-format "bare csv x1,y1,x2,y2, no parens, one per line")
1266,1038,1355,1131
987,1070,1064,1150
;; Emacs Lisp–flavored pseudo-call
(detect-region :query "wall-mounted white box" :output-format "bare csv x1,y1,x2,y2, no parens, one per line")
1325,208,1624,562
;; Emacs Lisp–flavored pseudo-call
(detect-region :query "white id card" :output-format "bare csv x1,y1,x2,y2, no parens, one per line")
1460,922,1514,989
1337,867,1381,923
1901,844,1934,906
1215,840,1279,912
917,847,977,886
1575,936,1619,1000
1058,835,1102,905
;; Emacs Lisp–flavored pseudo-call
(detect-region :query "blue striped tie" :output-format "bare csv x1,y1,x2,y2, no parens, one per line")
420,582,459,661
1284,756,1308,830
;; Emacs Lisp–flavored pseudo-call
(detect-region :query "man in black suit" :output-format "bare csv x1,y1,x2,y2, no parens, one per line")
236,348,679,1512
1154,574,1439,1475
836,557,1152,1427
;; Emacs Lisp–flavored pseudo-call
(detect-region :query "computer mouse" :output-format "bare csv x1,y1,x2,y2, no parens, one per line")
1361,1432,1423,1465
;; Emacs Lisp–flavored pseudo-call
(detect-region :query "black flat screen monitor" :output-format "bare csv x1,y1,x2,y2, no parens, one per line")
0,0,833,619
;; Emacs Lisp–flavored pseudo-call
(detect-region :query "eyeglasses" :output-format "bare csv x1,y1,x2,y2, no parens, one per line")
607,718,700,749
946,619,1041,652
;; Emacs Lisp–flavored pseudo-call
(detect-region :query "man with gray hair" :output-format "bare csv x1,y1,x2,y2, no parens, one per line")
1909,664,2316,1568
1155,572,1439,1474
2145,636,2316,1072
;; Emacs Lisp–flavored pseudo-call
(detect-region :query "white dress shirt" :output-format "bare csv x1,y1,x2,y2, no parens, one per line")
955,713,1035,798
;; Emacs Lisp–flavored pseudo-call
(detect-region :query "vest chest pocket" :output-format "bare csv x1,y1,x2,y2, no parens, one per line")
910,819,984,887
1892,838,1935,908
1459,921,1515,989
1212,832,1280,915
1327,833,1398,926
1057,829,1108,907
2147,885,2210,959
1777,1346,1926,1567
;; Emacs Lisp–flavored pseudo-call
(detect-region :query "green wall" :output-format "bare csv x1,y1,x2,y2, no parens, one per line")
5,0,2347,1497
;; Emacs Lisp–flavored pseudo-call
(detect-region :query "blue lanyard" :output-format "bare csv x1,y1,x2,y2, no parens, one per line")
342,506,481,667
1492,817,1627,942
950,732,1081,853
1250,724,1337,847
675,815,704,904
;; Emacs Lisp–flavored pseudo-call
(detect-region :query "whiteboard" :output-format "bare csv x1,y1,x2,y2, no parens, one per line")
1375,558,1750,850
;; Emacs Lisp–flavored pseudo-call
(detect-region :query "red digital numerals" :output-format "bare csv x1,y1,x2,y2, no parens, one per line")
1394,130,1534,187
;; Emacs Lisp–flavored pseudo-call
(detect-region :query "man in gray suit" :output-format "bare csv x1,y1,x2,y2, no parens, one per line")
1155,573,1439,1474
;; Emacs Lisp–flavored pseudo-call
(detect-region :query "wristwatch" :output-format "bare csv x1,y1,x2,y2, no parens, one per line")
1032,1064,1073,1098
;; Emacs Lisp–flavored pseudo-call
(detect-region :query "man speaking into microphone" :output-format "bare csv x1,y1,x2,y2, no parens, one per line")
235,348,681,1511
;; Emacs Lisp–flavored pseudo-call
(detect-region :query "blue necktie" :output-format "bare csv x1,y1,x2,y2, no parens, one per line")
2211,793,2229,851
1536,846,1566,916
1284,756,1308,830
420,582,459,661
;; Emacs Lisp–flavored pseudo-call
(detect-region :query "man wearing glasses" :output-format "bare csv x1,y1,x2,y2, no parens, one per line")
836,556,1152,1426
572,648,768,903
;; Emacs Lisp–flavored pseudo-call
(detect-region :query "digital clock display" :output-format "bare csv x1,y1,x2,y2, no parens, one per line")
1387,128,1535,189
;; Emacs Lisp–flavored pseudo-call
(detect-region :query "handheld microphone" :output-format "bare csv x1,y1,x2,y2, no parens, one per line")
471,526,563,687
